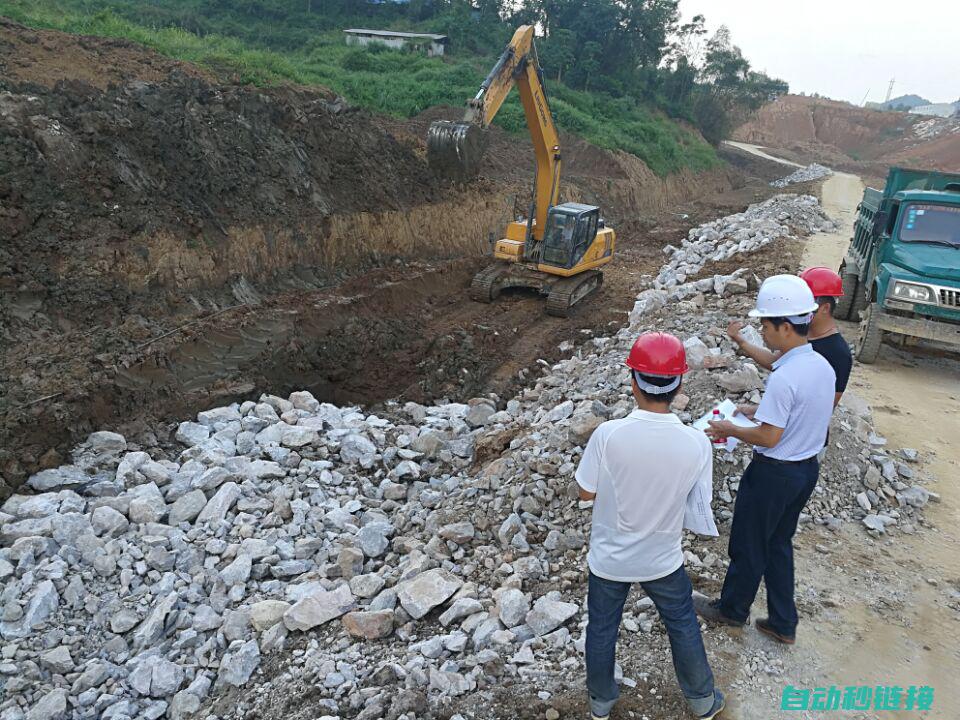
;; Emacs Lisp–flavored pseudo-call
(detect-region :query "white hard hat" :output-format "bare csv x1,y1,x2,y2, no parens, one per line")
748,274,819,319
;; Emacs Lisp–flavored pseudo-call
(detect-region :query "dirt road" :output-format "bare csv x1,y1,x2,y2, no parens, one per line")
729,142,960,719
723,141,805,169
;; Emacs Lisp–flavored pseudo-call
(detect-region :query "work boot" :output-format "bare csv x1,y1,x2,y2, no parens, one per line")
692,593,745,627
697,690,726,719
756,618,796,645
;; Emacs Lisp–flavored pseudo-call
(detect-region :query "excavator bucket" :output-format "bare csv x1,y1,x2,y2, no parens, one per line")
427,120,487,180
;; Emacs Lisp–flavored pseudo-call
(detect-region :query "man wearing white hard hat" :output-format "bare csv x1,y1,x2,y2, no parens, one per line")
695,275,835,645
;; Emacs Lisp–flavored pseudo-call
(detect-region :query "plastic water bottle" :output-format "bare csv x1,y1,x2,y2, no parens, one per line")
712,409,727,448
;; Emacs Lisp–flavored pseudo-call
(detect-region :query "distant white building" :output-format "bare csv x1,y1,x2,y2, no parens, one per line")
344,29,448,57
909,103,957,118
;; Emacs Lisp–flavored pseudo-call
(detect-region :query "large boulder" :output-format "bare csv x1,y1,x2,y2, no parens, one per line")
397,568,462,620
283,584,355,631
525,596,578,636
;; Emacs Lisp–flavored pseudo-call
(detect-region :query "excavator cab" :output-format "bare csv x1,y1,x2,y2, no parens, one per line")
539,203,601,270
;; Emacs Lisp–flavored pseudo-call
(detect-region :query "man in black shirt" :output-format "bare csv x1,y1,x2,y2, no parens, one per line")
728,267,852,407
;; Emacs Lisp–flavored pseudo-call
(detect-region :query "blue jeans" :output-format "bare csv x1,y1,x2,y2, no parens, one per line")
586,566,717,717
719,455,819,636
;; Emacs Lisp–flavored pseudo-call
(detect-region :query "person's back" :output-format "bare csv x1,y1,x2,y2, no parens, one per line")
583,410,713,582
577,333,724,720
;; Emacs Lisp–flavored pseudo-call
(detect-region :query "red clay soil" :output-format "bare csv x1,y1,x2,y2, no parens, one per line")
0,17,211,89
735,94,960,173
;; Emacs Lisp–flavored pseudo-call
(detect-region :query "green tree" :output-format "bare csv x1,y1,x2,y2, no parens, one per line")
540,27,576,82
692,26,788,144
579,40,602,90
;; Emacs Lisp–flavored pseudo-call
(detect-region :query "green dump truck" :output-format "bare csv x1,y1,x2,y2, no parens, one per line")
837,167,960,362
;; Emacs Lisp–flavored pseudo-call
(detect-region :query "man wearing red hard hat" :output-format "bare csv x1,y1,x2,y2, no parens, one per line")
728,267,852,410
576,332,725,720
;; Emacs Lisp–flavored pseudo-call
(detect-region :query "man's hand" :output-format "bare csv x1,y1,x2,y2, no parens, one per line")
705,419,735,441
727,320,744,345
709,420,785,448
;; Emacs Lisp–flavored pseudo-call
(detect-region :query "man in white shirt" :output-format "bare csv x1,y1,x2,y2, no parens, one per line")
577,332,725,720
699,275,835,646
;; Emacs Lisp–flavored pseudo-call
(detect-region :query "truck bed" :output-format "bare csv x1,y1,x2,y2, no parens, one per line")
881,167,960,199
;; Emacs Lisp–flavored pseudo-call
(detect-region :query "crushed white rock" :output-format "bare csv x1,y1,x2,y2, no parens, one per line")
2,192,930,720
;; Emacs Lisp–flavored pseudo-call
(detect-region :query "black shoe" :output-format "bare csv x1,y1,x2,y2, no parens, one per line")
692,593,746,628
756,618,795,644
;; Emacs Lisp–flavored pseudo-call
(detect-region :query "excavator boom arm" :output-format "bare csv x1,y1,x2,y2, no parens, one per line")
467,27,531,127
429,25,561,240
468,26,561,239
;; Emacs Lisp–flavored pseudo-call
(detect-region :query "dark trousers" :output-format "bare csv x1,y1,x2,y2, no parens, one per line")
586,567,717,717
719,455,819,636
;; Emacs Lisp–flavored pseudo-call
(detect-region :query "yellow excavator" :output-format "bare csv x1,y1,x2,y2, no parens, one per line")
427,25,616,317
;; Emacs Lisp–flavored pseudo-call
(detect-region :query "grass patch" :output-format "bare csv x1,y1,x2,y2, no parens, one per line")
0,0,719,175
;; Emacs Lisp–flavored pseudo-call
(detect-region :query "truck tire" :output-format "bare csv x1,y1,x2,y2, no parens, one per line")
856,303,883,364
850,285,869,320
834,273,859,320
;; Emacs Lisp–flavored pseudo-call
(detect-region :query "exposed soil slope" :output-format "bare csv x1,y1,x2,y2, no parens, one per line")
0,16,210,88
735,94,960,173
0,18,752,493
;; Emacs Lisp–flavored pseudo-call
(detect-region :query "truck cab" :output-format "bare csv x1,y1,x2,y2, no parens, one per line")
840,167,960,362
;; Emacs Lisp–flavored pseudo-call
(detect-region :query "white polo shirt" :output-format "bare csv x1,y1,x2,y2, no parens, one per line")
754,344,835,461
576,409,718,583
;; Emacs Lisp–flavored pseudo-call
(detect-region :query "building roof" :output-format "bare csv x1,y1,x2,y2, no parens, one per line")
344,29,448,42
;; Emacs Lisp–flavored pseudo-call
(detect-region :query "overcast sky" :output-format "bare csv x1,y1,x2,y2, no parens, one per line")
680,0,959,106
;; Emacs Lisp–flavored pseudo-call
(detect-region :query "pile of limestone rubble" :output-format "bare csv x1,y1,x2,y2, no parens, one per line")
2,194,936,720
769,164,833,188
653,194,836,289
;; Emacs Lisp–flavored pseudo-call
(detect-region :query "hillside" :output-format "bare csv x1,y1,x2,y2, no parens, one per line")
734,94,960,173
0,0,720,176
866,93,930,112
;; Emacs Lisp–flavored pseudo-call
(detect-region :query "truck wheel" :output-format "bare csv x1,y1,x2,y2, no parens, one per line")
850,286,869,320
856,303,883,364
834,273,859,320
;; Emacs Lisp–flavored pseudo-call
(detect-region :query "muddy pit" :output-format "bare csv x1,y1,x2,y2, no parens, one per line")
0,18,787,493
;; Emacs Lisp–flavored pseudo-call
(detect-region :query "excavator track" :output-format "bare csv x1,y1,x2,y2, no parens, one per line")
545,270,603,317
469,264,506,303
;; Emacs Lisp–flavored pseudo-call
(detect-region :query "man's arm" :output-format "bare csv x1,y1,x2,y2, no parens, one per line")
708,369,789,447
728,321,778,371
833,392,842,409
575,427,603,502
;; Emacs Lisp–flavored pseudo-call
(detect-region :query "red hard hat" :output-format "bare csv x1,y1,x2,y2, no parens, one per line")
800,267,844,297
625,332,689,376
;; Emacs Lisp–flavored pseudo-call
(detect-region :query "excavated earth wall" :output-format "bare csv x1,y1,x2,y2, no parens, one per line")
0,19,737,494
